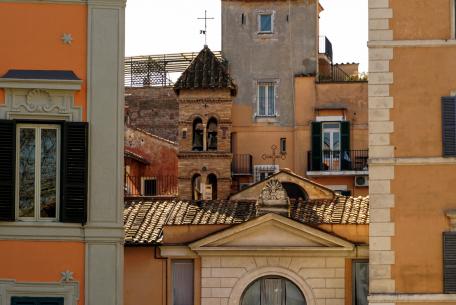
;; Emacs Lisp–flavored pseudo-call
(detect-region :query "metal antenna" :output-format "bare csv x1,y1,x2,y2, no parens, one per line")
197,10,214,46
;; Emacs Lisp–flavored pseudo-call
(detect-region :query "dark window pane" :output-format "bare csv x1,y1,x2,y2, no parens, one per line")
260,14,272,32
40,128,58,218
259,85,266,115
286,280,306,305
19,128,36,218
267,85,275,115
241,280,261,305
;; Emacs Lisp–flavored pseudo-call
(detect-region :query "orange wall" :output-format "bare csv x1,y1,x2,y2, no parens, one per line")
0,241,85,304
312,176,368,197
391,165,456,293
390,47,456,158
390,0,452,40
125,247,166,305
0,2,87,118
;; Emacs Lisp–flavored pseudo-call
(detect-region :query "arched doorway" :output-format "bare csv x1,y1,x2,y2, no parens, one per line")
282,182,308,201
191,174,202,200
241,276,307,305
206,173,217,200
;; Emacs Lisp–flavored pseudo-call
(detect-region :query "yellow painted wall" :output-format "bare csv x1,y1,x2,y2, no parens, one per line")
0,241,85,305
124,247,166,305
391,165,456,293
0,2,87,118
390,0,452,40
390,47,456,158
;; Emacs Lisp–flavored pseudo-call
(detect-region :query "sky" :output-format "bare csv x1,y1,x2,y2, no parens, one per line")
125,0,368,72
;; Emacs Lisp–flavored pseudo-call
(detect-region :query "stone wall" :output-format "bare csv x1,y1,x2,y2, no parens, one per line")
200,255,346,305
125,87,179,142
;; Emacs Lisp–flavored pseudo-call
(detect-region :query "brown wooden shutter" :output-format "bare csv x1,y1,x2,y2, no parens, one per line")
60,122,88,224
442,96,456,156
0,120,15,221
444,232,456,293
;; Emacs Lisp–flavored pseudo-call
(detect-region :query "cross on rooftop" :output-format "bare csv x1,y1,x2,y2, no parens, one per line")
198,10,214,46
262,144,286,166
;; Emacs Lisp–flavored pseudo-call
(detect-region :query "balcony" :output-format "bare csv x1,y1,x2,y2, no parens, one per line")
307,150,368,176
124,175,178,197
232,154,253,176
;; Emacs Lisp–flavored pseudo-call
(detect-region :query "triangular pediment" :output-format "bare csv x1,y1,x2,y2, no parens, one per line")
190,213,354,253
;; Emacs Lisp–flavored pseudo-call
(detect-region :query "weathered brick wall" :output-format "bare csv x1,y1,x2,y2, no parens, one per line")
125,87,179,142
201,256,346,305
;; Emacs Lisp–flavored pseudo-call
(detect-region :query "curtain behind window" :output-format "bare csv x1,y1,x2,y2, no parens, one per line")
172,260,194,305
353,260,369,305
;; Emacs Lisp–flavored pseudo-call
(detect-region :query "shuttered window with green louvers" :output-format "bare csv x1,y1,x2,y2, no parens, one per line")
0,120,88,224
444,232,456,293
442,96,456,156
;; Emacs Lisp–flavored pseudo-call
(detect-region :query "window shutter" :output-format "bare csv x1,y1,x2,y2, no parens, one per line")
442,96,456,156
61,122,88,224
311,122,322,171
444,232,456,293
0,120,15,221
341,121,351,170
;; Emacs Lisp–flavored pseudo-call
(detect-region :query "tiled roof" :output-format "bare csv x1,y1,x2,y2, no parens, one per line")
174,46,236,94
124,196,369,245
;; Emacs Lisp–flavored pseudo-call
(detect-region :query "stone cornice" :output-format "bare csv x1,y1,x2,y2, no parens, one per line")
178,98,232,104
178,152,232,159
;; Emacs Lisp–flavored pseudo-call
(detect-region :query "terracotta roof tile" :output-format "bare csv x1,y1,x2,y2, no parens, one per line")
124,196,369,245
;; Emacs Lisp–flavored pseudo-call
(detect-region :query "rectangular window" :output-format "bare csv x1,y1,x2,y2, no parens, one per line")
280,138,286,154
16,124,60,221
258,82,276,117
259,13,273,33
442,96,456,156
254,165,279,183
141,177,157,196
172,259,194,305
352,260,369,305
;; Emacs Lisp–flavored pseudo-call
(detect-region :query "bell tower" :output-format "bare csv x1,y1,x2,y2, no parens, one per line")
174,46,237,200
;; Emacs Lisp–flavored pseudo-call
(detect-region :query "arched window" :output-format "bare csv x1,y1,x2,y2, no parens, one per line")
282,183,308,201
192,118,204,151
241,276,306,305
206,173,217,200
192,174,202,200
207,117,218,151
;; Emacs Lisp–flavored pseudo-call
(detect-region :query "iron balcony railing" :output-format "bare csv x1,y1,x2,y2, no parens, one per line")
232,154,253,176
319,36,333,62
124,175,178,197
307,150,368,172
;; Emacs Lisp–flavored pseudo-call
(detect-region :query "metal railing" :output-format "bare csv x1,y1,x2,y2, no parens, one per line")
124,175,178,197
232,154,253,175
307,150,368,172
319,36,333,62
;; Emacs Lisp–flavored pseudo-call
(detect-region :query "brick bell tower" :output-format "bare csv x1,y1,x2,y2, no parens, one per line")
174,46,237,200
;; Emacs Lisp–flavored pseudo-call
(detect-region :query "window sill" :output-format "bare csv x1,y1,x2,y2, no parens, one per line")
255,115,279,123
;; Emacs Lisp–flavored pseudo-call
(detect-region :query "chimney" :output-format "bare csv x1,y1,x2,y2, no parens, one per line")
256,179,290,217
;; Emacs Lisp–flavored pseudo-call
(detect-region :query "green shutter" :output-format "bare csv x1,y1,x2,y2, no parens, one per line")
60,122,89,224
341,121,351,170
311,122,322,171
0,120,15,221
442,97,456,156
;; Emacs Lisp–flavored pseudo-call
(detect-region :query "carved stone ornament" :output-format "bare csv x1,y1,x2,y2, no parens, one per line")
0,88,82,120
257,179,290,217
60,270,75,283
259,179,287,201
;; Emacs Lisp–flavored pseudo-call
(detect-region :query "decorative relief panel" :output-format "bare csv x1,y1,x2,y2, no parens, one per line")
0,88,82,121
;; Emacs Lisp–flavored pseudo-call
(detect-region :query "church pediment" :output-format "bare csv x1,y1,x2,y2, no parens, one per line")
189,213,354,254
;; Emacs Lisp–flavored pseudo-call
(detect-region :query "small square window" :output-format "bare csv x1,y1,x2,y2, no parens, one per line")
259,14,273,33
